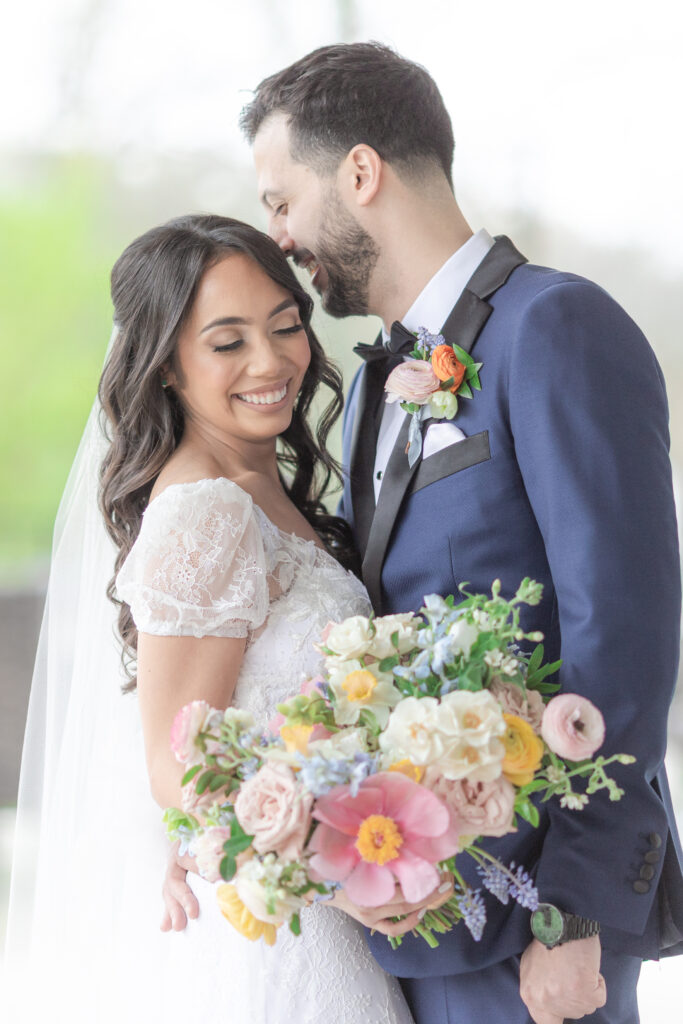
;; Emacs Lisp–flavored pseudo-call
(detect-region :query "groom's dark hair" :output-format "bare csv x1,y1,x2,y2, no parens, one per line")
240,42,455,188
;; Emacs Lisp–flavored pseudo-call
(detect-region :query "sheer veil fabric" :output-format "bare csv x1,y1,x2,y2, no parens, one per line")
3,331,172,1018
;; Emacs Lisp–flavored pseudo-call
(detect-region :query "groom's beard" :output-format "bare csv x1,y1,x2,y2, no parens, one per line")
315,192,379,318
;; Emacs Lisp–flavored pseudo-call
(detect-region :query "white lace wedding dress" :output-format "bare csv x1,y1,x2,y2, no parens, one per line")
112,477,414,1024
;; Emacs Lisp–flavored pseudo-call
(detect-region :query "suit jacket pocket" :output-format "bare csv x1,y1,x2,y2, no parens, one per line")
410,430,491,494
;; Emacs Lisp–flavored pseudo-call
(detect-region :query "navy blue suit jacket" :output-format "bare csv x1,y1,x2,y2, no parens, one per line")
340,239,683,977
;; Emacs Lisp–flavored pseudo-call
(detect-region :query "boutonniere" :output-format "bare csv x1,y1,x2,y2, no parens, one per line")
384,327,483,466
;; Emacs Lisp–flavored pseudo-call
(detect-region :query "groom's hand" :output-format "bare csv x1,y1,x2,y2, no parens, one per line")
519,936,606,1023
329,874,454,938
160,842,199,932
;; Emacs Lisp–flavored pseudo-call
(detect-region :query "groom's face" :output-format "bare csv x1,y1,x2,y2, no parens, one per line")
253,114,379,318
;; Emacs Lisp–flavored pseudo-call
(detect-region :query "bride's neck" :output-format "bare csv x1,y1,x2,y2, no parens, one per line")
178,422,281,486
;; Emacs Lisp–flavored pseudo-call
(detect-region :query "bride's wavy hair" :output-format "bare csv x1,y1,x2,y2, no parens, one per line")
99,214,357,687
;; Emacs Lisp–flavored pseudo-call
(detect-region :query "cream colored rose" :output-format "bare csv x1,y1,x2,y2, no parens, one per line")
378,697,451,767
434,690,506,781
323,616,374,661
369,613,420,659
327,659,401,727
234,858,305,926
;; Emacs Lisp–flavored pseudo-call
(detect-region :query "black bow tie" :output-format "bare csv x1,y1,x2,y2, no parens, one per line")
353,320,417,363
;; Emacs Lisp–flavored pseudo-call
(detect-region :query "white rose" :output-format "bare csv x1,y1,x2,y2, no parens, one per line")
328,660,401,728
369,613,420,659
324,616,374,661
433,690,506,781
234,859,305,926
448,617,480,658
379,697,451,766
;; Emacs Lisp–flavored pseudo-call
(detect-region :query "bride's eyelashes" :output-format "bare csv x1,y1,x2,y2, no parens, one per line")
212,323,304,353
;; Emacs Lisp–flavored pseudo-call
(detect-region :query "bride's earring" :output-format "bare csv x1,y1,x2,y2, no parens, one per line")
161,378,170,389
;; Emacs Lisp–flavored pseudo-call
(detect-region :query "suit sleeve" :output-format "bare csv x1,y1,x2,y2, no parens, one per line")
508,279,681,934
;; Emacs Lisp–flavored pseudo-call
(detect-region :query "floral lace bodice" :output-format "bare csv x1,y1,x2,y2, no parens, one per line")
116,477,371,719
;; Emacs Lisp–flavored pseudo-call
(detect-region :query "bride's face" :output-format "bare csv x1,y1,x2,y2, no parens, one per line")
167,253,310,446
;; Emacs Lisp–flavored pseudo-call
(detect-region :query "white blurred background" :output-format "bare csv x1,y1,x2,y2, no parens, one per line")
1,0,681,1014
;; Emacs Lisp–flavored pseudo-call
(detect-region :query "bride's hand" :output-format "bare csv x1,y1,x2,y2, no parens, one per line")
328,873,454,938
160,842,199,932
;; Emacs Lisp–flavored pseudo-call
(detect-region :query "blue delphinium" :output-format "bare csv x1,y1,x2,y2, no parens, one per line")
457,889,487,941
297,752,380,798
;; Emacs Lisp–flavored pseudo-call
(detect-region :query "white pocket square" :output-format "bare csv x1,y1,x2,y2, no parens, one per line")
422,422,467,460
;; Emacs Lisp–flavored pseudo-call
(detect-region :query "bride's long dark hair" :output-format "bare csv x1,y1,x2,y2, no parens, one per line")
99,214,357,688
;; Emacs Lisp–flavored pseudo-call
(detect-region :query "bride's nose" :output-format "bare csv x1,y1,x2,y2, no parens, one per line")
246,335,286,377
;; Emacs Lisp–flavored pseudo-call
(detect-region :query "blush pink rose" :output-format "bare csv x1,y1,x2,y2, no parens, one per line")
192,827,230,882
425,770,516,838
490,679,544,731
385,361,440,405
170,700,220,764
234,761,313,860
541,694,606,761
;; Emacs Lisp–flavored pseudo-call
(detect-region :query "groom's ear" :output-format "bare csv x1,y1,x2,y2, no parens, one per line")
338,144,382,208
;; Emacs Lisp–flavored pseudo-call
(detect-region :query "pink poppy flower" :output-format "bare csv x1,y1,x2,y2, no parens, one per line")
308,771,460,907
541,694,606,761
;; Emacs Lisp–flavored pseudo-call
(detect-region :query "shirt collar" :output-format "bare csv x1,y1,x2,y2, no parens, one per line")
381,228,495,343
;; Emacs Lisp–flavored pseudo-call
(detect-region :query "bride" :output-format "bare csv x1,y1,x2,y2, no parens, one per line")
5,214,421,1023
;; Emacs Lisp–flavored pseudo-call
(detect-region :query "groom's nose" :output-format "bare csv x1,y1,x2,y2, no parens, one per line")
268,217,295,256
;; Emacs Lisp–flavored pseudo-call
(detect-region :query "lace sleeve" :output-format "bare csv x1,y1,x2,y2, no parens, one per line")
115,478,268,638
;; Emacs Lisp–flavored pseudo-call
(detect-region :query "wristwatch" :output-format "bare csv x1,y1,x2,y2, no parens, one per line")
530,903,601,949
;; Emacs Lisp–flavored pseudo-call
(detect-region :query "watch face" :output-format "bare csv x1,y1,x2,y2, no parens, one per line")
531,903,564,945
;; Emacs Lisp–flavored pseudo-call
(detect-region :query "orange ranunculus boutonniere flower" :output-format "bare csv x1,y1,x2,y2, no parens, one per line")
431,344,466,393
502,713,545,787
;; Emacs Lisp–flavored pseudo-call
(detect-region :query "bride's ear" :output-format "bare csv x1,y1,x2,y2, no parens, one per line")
160,365,178,390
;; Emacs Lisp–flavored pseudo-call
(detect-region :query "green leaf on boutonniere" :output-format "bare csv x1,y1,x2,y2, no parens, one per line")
400,401,421,414
440,376,455,390
458,381,473,400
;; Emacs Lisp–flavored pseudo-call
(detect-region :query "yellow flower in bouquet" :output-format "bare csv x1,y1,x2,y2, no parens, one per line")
217,884,279,946
502,714,544,786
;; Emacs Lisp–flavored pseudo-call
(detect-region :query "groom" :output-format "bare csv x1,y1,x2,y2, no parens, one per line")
167,43,683,1023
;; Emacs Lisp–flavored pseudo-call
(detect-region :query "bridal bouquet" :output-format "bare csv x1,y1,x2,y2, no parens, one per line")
164,579,634,948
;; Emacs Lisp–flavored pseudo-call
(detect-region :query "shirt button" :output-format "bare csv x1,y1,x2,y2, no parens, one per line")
376,471,383,480
633,880,650,894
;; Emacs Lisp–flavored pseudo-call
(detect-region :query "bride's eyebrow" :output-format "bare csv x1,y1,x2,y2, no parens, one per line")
200,299,299,334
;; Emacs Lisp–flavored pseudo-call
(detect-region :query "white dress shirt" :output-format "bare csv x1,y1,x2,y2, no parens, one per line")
372,229,495,501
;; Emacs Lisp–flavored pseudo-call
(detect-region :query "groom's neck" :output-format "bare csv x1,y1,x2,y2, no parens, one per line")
369,193,474,328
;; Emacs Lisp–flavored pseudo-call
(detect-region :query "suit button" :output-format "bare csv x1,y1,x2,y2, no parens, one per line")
649,832,663,849
640,865,656,881
644,850,661,864
633,880,650,894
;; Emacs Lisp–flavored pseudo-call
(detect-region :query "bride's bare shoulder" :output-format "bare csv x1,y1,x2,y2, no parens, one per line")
149,450,227,502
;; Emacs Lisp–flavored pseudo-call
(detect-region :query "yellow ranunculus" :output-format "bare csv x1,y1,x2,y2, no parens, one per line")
502,713,544,786
216,884,279,946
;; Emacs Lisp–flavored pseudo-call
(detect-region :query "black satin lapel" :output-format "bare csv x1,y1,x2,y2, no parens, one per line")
440,290,492,355
349,357,387,557
439,235,528,354
361,414,420,612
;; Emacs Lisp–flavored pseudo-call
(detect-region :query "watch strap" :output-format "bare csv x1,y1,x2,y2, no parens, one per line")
560,911,601,944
